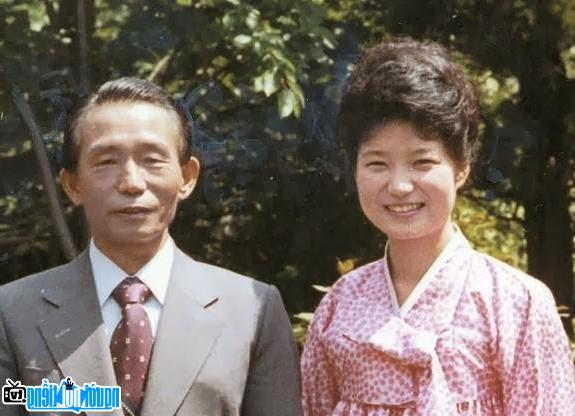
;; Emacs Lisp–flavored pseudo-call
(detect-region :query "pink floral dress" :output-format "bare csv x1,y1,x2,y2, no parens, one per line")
301,232,575,415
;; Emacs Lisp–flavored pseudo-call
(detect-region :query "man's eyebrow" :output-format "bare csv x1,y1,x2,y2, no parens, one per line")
85,144,119,156
138,142,171,154
85,141,171,155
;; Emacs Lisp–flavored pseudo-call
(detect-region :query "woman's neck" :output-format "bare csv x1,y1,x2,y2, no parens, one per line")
387,222,455,306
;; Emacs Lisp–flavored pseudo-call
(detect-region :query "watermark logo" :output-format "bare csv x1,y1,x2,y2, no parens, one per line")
2,377,121,413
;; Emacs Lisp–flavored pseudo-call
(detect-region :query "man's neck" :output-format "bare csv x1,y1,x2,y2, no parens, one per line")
92,234,168,275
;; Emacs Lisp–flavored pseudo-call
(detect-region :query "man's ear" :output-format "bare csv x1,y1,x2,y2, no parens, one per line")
455,164,470,189
178,156,201,200
59,168,83,206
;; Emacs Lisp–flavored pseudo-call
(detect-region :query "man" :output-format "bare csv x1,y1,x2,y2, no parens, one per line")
0,77,303,416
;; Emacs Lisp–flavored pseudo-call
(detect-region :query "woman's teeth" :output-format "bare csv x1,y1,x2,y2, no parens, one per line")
385,203,423,213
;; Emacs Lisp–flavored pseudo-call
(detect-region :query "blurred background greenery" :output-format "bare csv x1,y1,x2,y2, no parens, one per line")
1,0,575,348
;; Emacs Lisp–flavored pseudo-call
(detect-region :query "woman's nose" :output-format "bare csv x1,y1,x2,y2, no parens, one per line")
387,171,414,196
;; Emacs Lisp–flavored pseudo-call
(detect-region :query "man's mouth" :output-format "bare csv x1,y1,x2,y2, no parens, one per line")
115,206,152,215
384,203,424,213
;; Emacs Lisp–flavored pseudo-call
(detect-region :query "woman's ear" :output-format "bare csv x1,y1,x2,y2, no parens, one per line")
178,156,201,200
455,164,470,189
59,168,83,206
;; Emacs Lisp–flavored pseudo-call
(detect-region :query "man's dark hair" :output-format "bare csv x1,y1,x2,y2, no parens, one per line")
338,37,480,172
62,77,192,171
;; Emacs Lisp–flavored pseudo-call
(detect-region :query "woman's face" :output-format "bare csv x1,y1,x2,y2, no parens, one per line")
355,120,468,243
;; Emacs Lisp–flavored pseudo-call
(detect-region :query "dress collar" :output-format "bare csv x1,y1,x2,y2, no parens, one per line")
383,225,469,317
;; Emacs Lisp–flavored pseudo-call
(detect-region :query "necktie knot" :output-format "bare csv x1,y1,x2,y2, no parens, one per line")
113,277,151,307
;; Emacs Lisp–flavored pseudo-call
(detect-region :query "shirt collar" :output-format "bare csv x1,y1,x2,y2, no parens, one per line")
90,237,175,307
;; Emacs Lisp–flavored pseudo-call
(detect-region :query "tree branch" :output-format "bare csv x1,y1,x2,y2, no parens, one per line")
12,90,78,260
147,50,175,83
42,0,58,27
77,0,90,95
0,236,37,246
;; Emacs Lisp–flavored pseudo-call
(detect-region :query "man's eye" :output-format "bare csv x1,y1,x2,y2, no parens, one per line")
144,157,165,164
95,159,115,166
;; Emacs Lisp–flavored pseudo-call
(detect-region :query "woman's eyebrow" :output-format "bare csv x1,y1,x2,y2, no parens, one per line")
359,149,388,157
359,148,436,157
412,148,435,156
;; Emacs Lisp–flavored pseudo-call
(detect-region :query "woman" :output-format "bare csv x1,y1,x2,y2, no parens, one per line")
301,38,575,415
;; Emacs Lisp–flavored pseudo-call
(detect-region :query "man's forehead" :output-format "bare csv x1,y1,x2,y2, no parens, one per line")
80,100,177,123
76,101,182,153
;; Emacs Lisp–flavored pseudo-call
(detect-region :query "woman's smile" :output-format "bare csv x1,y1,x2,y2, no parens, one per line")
384,203,425,214
355,120,467,243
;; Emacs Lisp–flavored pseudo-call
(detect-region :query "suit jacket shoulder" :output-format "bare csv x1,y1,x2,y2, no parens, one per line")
0,251,93,325
157,248,303,416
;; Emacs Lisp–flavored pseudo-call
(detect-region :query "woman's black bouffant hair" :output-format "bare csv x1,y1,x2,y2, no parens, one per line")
338,37,480,173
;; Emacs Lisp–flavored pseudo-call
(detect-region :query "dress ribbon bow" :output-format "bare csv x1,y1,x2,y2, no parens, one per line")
368,317,457,416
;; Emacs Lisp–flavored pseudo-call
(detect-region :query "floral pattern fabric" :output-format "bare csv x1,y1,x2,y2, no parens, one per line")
301,232,575,416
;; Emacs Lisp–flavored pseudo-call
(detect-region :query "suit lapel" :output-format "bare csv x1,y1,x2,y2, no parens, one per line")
38,251,122,416
141,249,222,416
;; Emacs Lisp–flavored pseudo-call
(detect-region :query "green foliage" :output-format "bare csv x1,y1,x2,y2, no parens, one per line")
454,193,526,270
292,312,314,345
2,1,575,353
89,0,334,117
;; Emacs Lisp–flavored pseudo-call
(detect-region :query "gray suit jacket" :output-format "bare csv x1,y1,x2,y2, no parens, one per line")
0,248,303,416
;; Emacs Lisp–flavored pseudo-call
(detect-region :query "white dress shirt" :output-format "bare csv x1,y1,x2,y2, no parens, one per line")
89,237,175,343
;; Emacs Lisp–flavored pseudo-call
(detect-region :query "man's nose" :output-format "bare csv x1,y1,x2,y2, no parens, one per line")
116,161,146,194
387,170,414,196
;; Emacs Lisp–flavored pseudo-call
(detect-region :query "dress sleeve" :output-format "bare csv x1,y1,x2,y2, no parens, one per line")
301,291,340,416
500,282,575,415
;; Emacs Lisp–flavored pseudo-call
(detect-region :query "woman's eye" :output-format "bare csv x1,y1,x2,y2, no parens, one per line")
366,161,387,168
414,159,437,167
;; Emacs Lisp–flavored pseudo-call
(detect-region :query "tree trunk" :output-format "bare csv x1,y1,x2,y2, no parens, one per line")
519,3,574,336
76,0,92,95
524,153,573,336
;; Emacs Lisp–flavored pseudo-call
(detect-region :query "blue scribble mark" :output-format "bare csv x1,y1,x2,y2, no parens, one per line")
31,72,348,209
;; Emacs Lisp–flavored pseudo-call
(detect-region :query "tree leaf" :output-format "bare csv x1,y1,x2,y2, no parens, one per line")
233,34,252,48
312,284,331,293
294,312,314,322
278,88,295,118
245,9,259,29
253,69,279,97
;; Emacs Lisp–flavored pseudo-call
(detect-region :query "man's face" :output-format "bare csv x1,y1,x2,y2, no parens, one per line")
60,101,199,251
